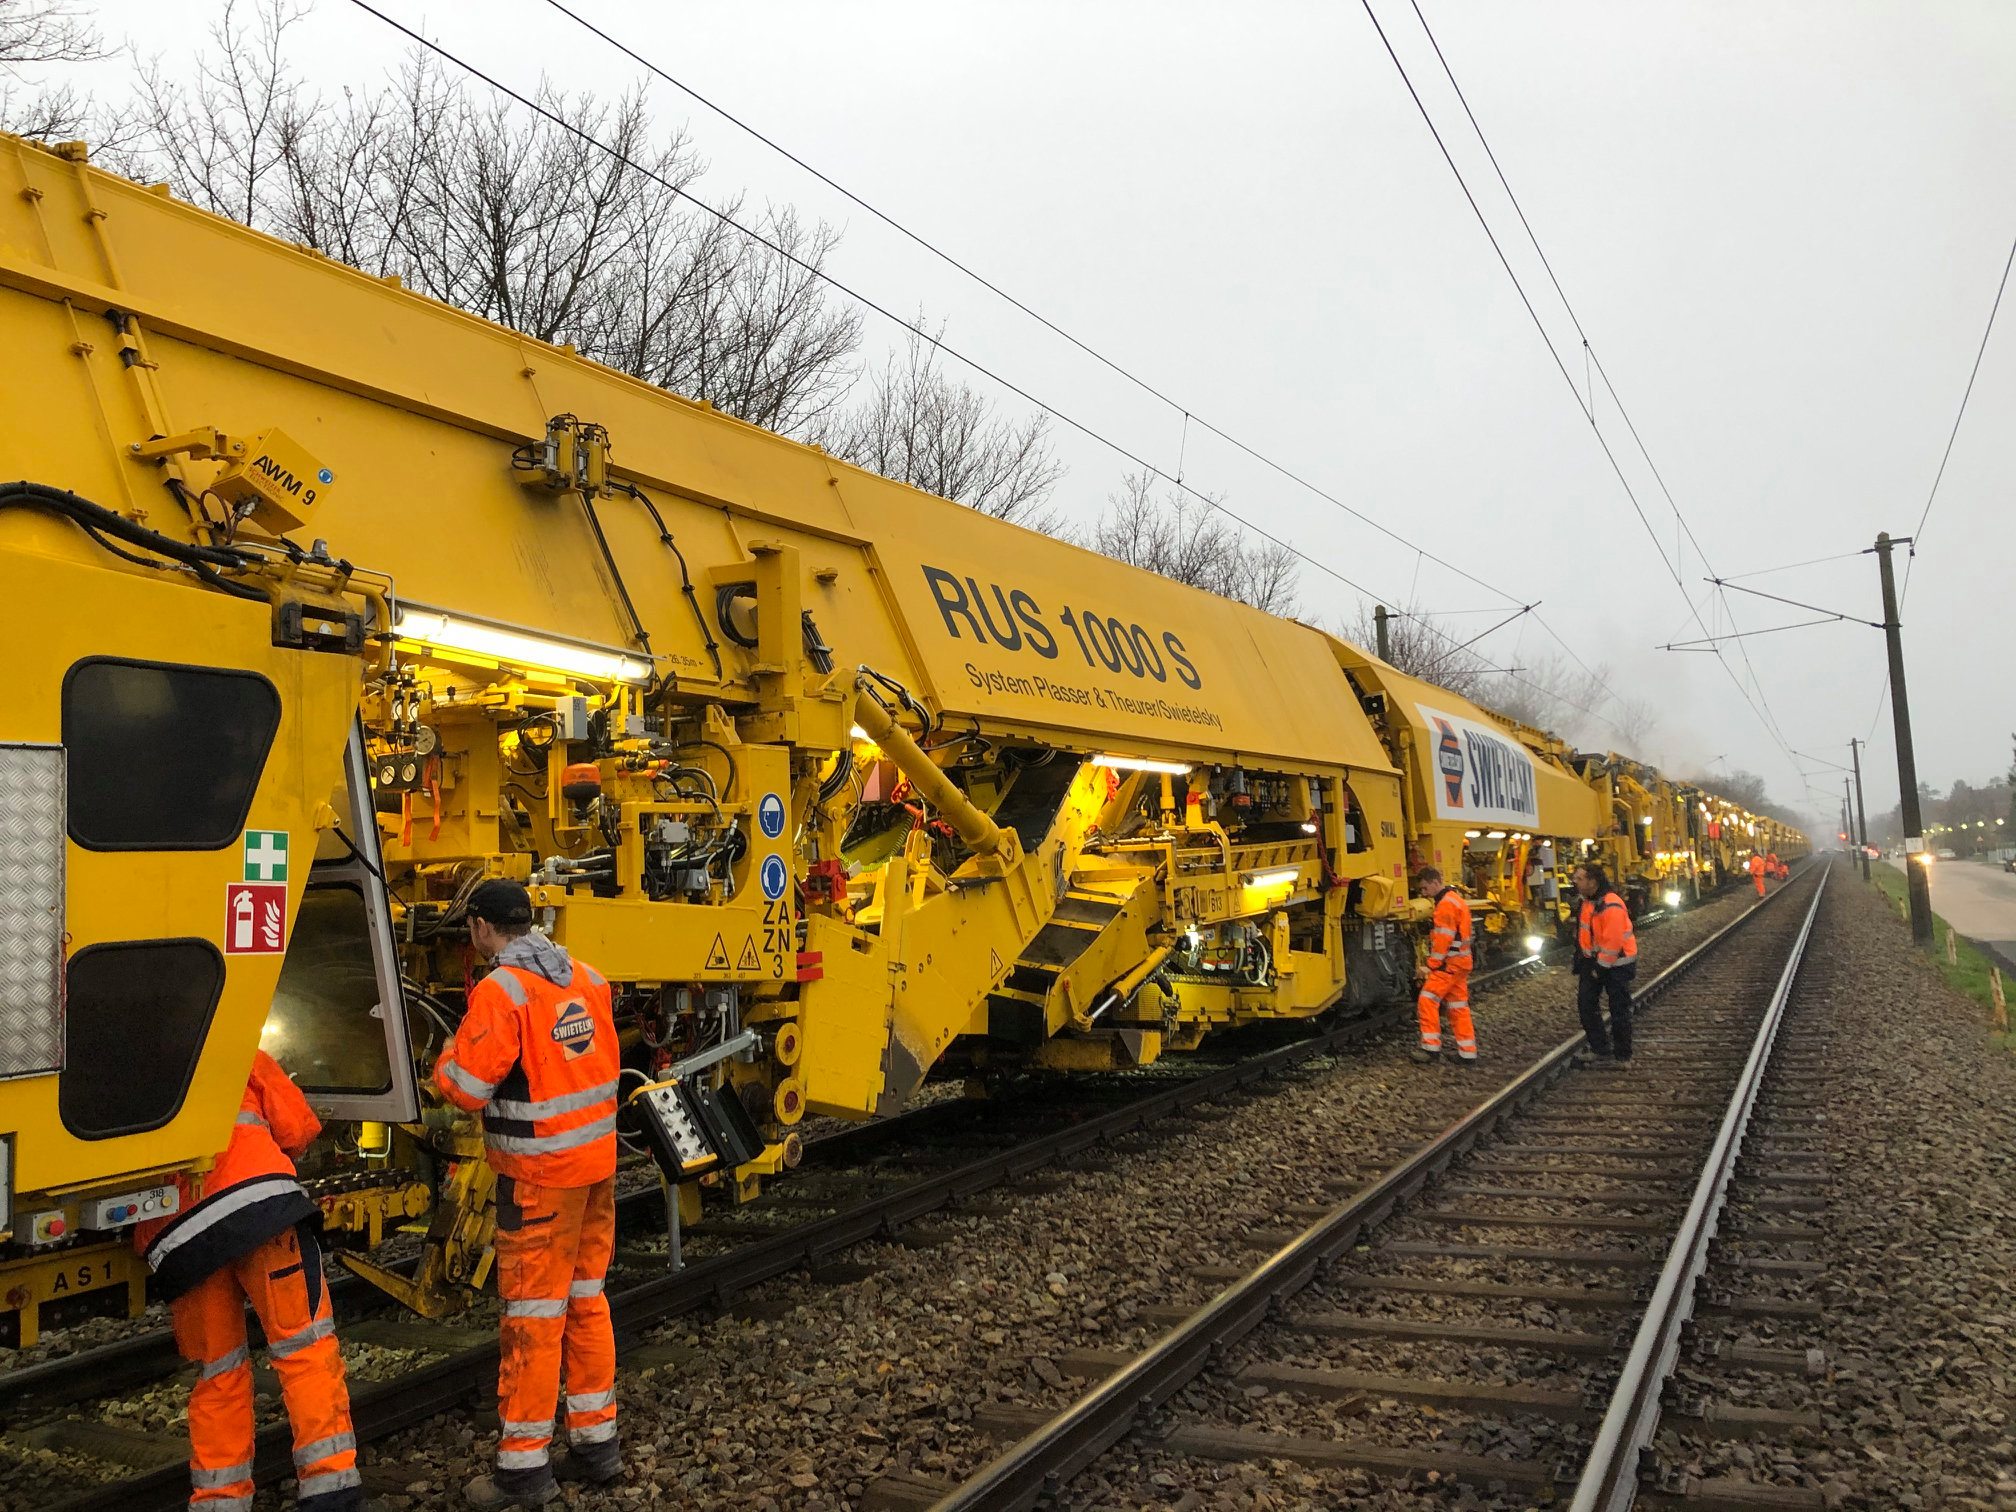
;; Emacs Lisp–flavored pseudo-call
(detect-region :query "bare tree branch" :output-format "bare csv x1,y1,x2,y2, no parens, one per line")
0,0,110,139
115,6,862,433
1083,473,1299,614
816,326,1063,526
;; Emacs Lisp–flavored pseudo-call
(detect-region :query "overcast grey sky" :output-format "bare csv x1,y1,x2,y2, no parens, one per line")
61,0,2016,828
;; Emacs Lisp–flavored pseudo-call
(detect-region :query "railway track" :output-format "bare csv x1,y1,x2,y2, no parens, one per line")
0,890,1731,1511
923,863,1837,1511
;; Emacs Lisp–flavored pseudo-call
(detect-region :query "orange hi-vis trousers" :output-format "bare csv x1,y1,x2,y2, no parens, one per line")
1417,967,1476,1059
171,1226,360,1512
1754,874,1767,897
494,1174,619,1475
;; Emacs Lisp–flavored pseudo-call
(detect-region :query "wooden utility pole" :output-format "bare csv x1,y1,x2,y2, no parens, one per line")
1874,532,1933,946
1848,737,1872,882
1374,604,1392,662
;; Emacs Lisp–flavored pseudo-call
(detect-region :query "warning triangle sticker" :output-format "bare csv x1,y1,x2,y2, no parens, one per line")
705,934,730,971
989,948,1007,979
736,937,762,972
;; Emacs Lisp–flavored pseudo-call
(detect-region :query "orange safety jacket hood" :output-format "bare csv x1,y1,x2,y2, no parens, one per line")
1577,890,1638,969
1425,886,1473,972
135,1049,321,1300
435,942,621,1186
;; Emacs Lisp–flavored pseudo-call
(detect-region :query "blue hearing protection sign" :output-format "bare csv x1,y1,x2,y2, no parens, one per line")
760,853,788,901
758,792,785,839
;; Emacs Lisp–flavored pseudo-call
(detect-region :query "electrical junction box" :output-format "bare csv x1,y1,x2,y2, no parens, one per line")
209,427,333,536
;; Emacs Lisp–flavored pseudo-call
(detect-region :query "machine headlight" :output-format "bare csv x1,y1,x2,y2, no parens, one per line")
1523,935,1546,955
1663,889,1683,909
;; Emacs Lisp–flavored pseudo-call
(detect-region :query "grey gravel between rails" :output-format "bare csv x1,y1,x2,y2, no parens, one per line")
1659,875,2016,1512
301,887,1755,1512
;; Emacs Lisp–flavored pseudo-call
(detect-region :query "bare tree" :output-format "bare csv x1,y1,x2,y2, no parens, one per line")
121,1,862,434
0,0,108,139
816,327,1063,525
1337,598,1492,698
1475,652,1618,749
1081,473,1298,614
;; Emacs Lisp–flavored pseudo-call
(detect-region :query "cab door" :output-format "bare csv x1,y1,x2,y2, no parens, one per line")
265,726,420,1123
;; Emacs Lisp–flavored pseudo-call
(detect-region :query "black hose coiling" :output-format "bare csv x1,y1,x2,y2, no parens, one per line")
0,480,267,599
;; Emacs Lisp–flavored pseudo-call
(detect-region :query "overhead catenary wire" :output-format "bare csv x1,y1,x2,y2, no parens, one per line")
343,0,1604,734
1370,0,1808,776
530,0,1532,614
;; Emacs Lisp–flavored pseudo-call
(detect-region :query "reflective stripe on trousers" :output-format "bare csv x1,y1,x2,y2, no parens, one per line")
494,1174,620,1473
171,1226,359,1511
1418,968,1476,1059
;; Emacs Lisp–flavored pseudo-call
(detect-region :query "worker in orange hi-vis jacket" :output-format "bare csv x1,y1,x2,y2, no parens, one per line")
134,1051,362,1512
1748,852,1768,898
1767,851,1785,882
1411,866,1477,1065
435,880,623,1511
1573,861,1640,1064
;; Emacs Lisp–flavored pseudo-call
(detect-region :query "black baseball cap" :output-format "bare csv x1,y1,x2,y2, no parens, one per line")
466,879,533,928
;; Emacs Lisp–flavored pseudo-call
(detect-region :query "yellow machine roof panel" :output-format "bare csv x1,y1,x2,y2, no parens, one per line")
1328,641,1601,839
859,483,1397,773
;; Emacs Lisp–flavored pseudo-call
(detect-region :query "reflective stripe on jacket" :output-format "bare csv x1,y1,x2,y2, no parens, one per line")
435,952,621,1186
1577,890,1638,970
1426,887,1474,972
136,1049,321,1300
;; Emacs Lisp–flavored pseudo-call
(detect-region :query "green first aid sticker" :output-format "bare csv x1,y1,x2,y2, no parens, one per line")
243,829,290,882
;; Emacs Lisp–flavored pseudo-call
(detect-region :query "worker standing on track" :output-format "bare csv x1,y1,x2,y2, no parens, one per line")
435,880,624,1510
1411,866,1477,1065
1572,862,1638,1064
1748,851,1768,898
135,1050,363,1512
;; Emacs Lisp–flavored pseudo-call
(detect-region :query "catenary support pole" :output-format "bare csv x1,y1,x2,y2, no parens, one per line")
1849,737,1872,883
1374,603,1391,662
1874,533,1932,946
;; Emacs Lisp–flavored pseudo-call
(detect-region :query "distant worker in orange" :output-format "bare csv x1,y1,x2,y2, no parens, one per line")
136,1050,363,1512
1747,851,1768,898
436,879,623,1510
1412,866,1477,1064
1768,850,1786,882
1573,862,1639,1063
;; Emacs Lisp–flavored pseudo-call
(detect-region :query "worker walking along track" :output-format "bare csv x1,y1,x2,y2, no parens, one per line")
927,861,1840,1511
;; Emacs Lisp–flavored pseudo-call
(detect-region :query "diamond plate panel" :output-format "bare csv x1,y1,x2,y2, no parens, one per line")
0,745,64,1079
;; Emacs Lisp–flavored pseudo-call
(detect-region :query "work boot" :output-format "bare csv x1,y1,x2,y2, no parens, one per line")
464,1467,559,1510
553,1440,623,1486
1410,1048,1441,1065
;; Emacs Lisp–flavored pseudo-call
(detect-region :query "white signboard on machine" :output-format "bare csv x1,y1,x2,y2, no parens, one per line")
1414,701,1540,830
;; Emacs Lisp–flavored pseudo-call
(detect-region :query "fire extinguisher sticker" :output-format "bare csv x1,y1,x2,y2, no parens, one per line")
224,882,290,955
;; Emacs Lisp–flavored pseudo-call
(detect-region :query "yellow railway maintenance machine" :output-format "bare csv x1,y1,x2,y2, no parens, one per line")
1331,643,1600,961
0,136,1420,1340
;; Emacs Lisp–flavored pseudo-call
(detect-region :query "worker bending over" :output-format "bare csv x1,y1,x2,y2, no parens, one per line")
1768,851,1785,882
136,1050,362,1512
1573,863,1638,1063
1748,852,1768,898
1412,866,1477,1064
436,880,622,1510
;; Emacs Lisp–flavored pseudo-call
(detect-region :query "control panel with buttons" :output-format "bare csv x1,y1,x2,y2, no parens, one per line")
84,1186,180,1230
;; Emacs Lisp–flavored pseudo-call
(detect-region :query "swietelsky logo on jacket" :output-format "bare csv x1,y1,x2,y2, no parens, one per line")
551,1000,597,1060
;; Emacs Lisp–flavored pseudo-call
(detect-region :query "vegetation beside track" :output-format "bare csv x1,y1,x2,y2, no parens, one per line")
1864,862,2011,1046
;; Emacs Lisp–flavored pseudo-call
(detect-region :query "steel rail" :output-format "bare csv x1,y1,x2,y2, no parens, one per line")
928,869,1820,1511
1567,860,1830,1510
46,1003,1414,1511
20,879,1740,1507
6,891,1686,1422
